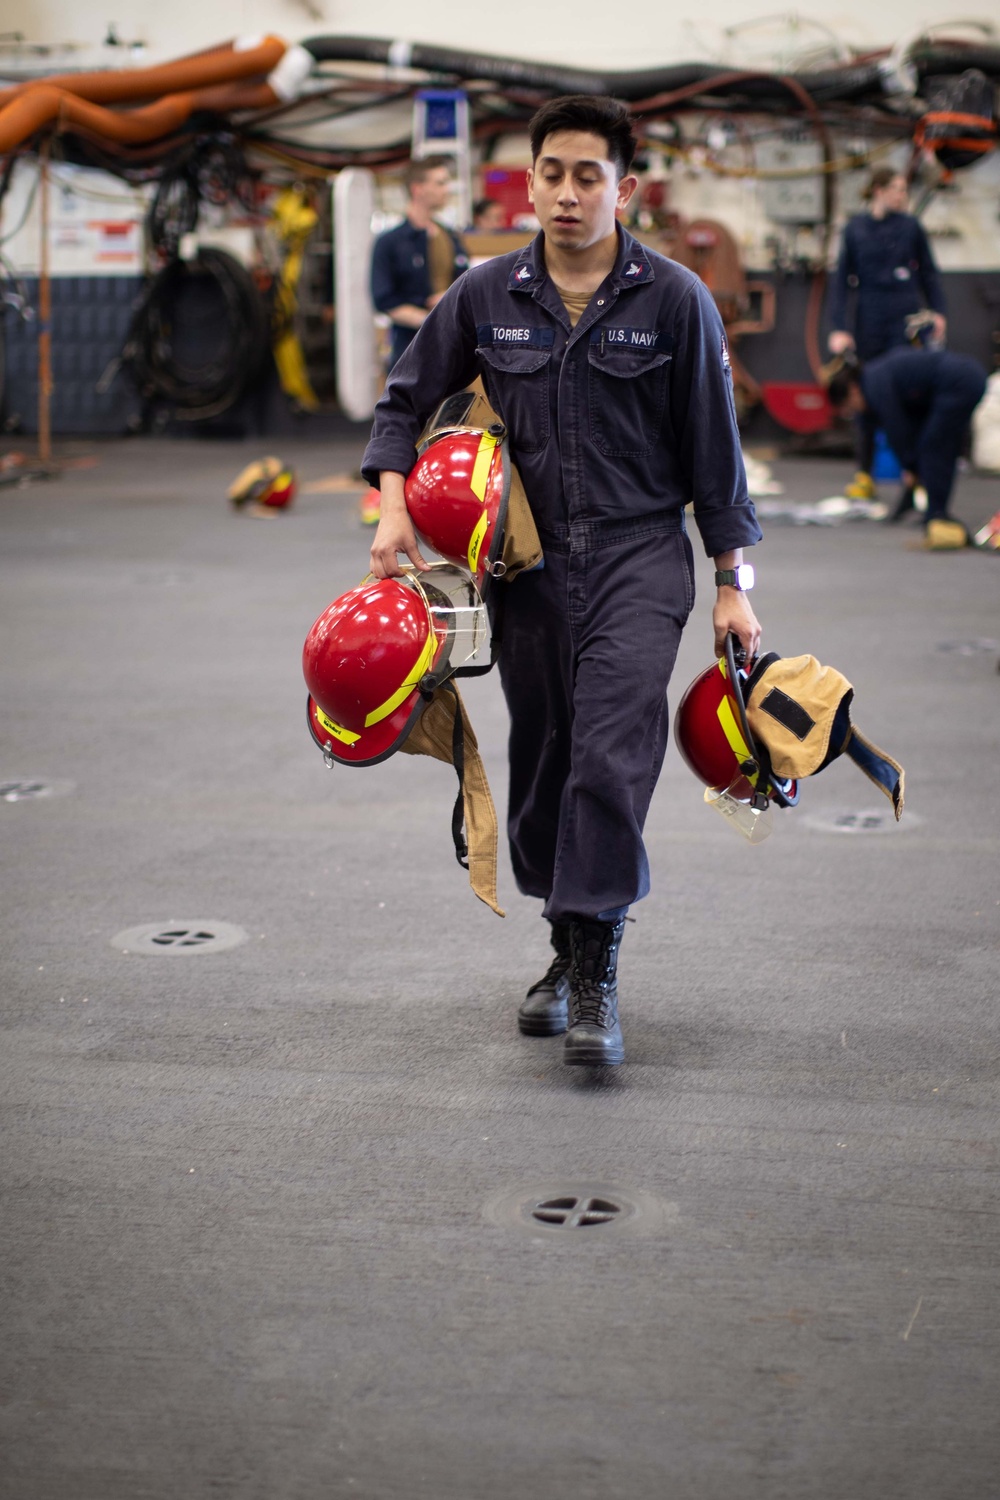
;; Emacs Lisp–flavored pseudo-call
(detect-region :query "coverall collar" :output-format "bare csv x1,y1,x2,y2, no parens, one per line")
507,225,656,341
506,224,656,295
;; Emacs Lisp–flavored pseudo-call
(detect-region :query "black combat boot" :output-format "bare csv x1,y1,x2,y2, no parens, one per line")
563,917,626,1067
517,922,571,1036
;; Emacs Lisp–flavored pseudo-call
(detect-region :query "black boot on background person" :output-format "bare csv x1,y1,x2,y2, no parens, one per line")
517,921,571,1036
563,918,626,1067
885,483,916,523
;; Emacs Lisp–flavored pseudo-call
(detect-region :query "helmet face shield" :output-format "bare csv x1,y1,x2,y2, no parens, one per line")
704,777,774,842
303,564,491,768
417,563,492,683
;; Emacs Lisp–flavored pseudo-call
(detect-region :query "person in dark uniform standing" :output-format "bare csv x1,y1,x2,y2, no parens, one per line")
828,168,947,500
370,156,470,371
826,347,985,547
362,96,761,1067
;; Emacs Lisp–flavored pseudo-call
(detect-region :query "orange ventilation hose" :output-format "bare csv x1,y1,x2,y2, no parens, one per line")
0,79,283,153
0,37,286,109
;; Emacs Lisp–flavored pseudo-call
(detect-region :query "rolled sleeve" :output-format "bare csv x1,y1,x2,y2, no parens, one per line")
670,282,762,557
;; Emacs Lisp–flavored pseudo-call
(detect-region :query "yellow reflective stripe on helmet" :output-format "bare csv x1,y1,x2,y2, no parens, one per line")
716,695,757,783
316,706,361,746
467,509,488,573
469,430,498,503
364,629,438,728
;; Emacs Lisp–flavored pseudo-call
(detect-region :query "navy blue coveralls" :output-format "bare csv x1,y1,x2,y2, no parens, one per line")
829,212,945,361
830,212,947,476
362,225,761,923
370,219,469,369
861,348,986,520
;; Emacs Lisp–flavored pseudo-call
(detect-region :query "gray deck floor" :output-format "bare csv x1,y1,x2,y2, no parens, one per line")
2,436,999,1500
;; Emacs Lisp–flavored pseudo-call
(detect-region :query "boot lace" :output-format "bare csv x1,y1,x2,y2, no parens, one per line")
528,951,571,996
572,981,615,1028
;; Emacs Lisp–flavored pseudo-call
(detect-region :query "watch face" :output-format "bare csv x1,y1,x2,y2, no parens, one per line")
736,563,755,590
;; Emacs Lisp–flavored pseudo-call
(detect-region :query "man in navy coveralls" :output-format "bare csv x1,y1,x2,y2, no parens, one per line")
828,168,946,500
826,346,985,537
370,156,469,371
362,96,762,1067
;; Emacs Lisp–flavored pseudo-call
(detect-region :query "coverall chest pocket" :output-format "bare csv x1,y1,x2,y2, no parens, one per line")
587,347,670,457
477,346,551,454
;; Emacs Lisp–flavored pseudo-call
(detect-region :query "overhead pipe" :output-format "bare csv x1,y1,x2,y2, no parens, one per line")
301,35,1000,103
300,36,887,105
0,44,313,153
0,36,289,108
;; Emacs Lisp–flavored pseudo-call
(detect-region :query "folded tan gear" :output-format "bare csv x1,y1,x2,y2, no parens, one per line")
501,461,543,578
744,653,904,818
399,682,505,916
392,383,544,913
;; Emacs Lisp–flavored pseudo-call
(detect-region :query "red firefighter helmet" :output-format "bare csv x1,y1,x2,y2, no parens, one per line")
303,564,490,767
259,466,296,509
674,635,799,809
404,425,509,589
228,456,297,511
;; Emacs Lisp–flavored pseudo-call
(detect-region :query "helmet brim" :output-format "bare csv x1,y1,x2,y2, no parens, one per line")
306,690,427,767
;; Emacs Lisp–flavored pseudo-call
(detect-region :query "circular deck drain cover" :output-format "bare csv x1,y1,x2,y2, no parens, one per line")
1,778,74,803
111,921,248,956
530,1195,623,1228
485,1181,675,1239
803,808,919,835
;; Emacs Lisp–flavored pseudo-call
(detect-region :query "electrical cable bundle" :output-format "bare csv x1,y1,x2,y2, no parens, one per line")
147,135,259,258
121,246,270,422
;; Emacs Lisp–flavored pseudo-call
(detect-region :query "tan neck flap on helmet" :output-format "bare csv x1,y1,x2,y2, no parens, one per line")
472,384,542,579
399,682,504,916
745,654,904,818
500,461,543,579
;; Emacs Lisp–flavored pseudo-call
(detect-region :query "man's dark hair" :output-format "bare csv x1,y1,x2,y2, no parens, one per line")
404,155,453,194
863,166,902,201
825,362,861,410
528,95,637,179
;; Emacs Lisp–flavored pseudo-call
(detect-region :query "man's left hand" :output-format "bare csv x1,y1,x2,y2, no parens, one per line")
713,589,761,663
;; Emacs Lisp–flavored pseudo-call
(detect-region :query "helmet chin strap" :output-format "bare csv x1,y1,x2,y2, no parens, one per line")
724,632,769,810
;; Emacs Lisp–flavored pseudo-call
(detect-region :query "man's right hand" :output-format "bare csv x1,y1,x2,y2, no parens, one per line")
828,331,855,355
369,472,430,578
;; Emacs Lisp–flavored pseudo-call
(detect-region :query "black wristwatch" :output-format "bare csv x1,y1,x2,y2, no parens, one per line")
714,564,755,591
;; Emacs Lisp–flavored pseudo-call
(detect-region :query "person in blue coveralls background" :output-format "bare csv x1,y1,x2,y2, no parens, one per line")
370,156,470,371
363,96,762,1068
825,346,985,549
828,167,947,500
